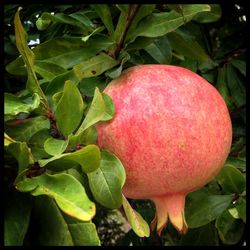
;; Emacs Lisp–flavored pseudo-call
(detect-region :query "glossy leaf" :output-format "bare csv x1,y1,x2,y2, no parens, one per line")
73,53,119,81
4,93,40,116
33,196,100,246
6,141,33,173
38,12,94,32
4,133,16,147
185,189,233,228
127,4,211,41
67,126,97,152
39,144,100,173
87,150,126,209
192,4,222,23
16,173,96,222
44,137,69,156
235,197,246,223
105,52,130,79
122,195,150,237
167,29,212,62
4,192,32,246
125,4,156,42
7,35,114,74
14,8,48,107
215,210,245,245
215,165,246,194
76,87,105,134
34,61,67,81
29,132,52,161
78,77,106,97
81,26,105,42
144,36,172,64
5,116,50,142
45,70,79,97
93,5,114,35
55,80,85,137
101,93,115,121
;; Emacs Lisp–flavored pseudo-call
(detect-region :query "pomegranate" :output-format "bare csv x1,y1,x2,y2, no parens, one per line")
96,65,232,235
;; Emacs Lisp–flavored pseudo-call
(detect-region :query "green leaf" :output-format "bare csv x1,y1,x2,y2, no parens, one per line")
226,63,246,108
167,29,212,62
179,222,219,246
144,36,172,64
87,150,126,209
231,59,246,77
93,5,114,35
185,189,233,228
67,126,97,151
36,18,51,30
39,144,100,173
32,196,100,246
55,80,85,137
215,165,246,194
44,137,69,156
6,141,33,173
7,35,114,74
101,93,115,121
45,70,79,97
16,173,96,222
14,7,48,108
122,195,150,237
125,4,156,42
79,77,106,97
4,133,16,147
192,4,222,23
5,116,50,142
28,129,51,161
73,53,119,81
38,12,94,32
4,192,32,246
179,58,198,72
215,67,234,110
76,88,105,134
34,61,67,81
127,4,211,41
215,210,245,245
81,26,105,42
235,197,246,223
52,91,63,107
125,36,155,51
4,93,40,116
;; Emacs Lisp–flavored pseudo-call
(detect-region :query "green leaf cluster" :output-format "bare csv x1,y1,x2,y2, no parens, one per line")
4,3,246,246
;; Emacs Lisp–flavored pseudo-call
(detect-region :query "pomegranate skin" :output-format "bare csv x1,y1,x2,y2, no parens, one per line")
96,65,232,234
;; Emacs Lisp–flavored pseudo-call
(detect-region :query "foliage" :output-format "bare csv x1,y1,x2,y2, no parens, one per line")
4,4,246,246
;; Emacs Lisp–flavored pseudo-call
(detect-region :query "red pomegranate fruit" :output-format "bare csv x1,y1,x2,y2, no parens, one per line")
96,65,232,235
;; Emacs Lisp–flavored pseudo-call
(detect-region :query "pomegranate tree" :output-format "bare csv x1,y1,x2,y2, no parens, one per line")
96,65,232,235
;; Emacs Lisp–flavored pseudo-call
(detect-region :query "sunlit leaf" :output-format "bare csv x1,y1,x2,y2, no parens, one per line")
4,93,40,116
39,144,100,173
87,150,126,209
73,53,119,81
15,173,96,222
122,195,150,237
44,137,69,156
55,80,85,137
14,7,48,108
